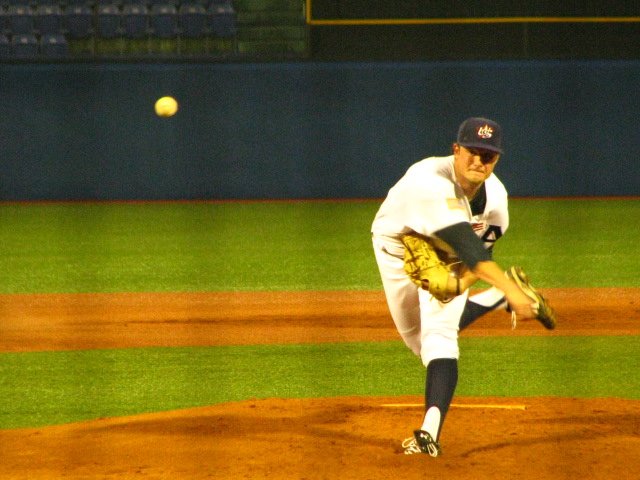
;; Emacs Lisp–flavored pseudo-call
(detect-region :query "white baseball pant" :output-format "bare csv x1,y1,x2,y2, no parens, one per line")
372,234,467,366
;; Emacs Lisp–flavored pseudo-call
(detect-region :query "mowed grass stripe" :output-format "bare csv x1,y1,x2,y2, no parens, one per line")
0,335,638,429
0,199,638,293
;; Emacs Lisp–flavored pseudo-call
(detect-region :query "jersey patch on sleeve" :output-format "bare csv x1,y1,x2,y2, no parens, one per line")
446,198,466,210
471,222,486,233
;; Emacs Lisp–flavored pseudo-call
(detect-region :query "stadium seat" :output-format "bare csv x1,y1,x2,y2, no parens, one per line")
11,32,38,58
96,3,121,39
0,33,10,58
178,2,207,38
208,0,236,38
34,4,63,35
94,3,125,56
150,3,178,38
6,4,35,35
64,4,93,39
40,32,69,57
147,0,179,7
122,3,148,39
121,0,153,5
4,0,31,7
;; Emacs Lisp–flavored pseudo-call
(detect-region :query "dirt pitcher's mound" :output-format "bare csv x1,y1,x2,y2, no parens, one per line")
1,395,639,480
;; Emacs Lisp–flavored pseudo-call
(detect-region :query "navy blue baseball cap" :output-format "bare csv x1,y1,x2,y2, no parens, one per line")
456,117,503,154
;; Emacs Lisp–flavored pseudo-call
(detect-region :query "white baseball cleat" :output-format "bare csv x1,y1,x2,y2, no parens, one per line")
402,430,441,457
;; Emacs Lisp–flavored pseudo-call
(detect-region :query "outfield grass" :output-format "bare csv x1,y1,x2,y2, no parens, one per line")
0,199,638,293
0,199,638,429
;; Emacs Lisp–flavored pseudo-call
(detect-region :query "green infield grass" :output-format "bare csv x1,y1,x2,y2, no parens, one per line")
1,336,639,429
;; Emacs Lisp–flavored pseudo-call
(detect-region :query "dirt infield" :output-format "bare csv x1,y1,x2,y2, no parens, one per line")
2,288,638,352
0,288,639,479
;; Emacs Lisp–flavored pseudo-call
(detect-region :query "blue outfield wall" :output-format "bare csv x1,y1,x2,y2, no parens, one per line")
1,60,638,200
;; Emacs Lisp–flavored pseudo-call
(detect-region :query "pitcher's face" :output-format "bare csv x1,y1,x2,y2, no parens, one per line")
453,144,500,189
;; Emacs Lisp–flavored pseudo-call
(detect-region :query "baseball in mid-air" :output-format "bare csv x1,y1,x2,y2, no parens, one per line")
154,96,178,117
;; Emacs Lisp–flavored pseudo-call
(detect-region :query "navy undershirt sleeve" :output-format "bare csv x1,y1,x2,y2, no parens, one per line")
434,222,491,269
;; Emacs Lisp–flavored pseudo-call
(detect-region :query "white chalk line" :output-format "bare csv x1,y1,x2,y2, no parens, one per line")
380,403,527,410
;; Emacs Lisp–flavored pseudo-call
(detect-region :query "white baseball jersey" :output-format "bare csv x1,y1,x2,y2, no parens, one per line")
372,155,509,258
371,155,510,364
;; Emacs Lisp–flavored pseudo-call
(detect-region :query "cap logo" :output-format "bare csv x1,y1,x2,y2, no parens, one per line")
477,124,494,139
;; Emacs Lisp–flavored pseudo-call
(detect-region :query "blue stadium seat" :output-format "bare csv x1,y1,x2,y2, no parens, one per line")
11,32,38,58
147,0,179,7
150,3,177,38
64,0,94,5
64,4,93,39
6,4,35,35
208,0,236,38
122,3,148,39
0,33,10,58
178,2,207,38
96,3,121,39
40,32,69,57
28,0,59,5
4,0,31,7
34,4,63,35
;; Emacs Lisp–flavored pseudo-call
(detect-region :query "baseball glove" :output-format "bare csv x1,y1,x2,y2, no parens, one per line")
400,232,463,302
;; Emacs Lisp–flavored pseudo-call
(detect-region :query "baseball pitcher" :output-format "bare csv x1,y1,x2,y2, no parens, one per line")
371,117,556,456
